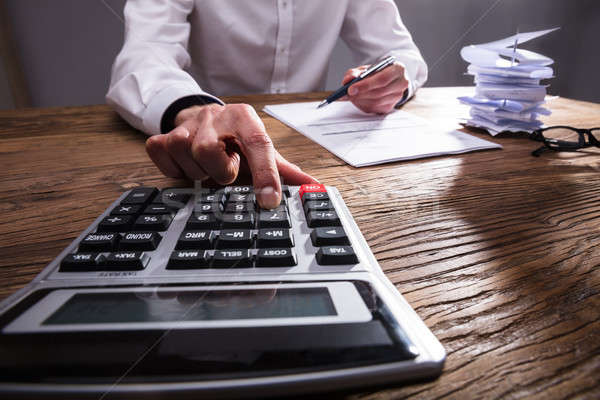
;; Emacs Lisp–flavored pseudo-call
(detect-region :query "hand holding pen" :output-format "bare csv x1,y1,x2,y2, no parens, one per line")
318,55,410,114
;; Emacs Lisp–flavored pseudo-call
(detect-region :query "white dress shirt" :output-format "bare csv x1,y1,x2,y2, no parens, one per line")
106,0,428,135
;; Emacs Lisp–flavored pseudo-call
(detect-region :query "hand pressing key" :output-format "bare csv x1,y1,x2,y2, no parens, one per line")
146,103,319,209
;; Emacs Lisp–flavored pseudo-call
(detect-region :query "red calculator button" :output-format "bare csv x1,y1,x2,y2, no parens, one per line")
299,184,327,200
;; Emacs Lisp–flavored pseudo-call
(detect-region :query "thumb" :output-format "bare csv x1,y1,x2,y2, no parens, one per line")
275,152,319,185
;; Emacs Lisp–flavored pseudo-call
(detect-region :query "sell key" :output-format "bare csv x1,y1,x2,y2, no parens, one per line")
212,249,252,268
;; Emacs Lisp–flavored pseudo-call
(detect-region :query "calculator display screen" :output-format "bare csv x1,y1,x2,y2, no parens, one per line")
42,288,336,325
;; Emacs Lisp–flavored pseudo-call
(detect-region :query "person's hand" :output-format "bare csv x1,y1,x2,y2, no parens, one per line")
145,103,318,209
341,61,409,114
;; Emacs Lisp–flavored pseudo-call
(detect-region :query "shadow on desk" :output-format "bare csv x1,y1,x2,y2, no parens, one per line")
381,140,600,398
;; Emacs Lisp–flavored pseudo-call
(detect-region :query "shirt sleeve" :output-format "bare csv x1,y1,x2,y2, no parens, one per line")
340,0,428,103
105,0,223,135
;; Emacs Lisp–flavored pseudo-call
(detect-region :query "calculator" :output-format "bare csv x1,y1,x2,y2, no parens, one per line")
0,184,445,398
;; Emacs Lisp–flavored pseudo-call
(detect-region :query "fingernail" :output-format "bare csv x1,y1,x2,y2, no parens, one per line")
257,186,280,209
348,87,358,96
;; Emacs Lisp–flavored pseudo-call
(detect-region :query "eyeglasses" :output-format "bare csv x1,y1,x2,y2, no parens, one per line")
529,126,600,157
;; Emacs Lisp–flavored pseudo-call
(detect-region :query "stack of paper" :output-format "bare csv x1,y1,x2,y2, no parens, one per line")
458,28,558,135
264,101,501,167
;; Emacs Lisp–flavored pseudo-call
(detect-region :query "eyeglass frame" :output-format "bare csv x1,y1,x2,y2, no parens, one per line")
529,125,600,157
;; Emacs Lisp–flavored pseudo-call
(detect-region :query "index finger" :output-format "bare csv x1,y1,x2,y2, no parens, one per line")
350,63,404,94
222,104,281,209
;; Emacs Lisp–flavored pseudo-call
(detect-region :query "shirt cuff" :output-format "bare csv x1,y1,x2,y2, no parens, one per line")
160,95,221,134
141,85,223,135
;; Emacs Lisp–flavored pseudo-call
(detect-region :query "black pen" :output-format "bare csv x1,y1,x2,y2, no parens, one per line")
317,55,396,109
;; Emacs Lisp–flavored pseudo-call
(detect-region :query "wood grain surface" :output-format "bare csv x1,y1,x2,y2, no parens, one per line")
0,87,598,399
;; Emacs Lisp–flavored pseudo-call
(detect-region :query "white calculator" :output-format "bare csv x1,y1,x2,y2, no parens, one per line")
0,184,445,398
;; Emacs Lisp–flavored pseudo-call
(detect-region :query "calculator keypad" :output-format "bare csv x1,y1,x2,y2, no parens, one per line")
60,185,359,273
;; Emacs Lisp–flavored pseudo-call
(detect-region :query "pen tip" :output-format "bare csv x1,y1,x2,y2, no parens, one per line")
317,100,327,109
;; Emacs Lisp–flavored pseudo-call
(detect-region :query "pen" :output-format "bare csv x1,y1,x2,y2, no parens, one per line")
317,55,396,109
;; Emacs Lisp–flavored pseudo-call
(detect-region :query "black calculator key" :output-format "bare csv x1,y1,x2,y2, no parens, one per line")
119,232,162,251
302,191,329,203
256,248,297,267
194,203,222,214
212,249,252,268
153,188,191,207
60,253,99,272
97,215,133,232
187,213,220,229
100,251,149,270
167,250,210,269
221,213,255,229
258,210,291,228
225,202,254,213
257,228,294,248
306,211,340,228
258,205,286,213
303,200,334,213
78,233,119,252
121,187,158,205
196,191,226,204
229,186,253,195
133,214,173,231
229,193,255,203
310,227,350,246
176,230,214,250
216,229,253,249
316,246,358,265
143,204,176,215
110,204,142,215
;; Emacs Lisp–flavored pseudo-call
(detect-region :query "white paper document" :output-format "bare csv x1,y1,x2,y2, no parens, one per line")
459,28,559,135
263,101,501,167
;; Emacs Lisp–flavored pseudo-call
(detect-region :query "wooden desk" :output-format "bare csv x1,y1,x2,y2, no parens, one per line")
0,87,598,398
